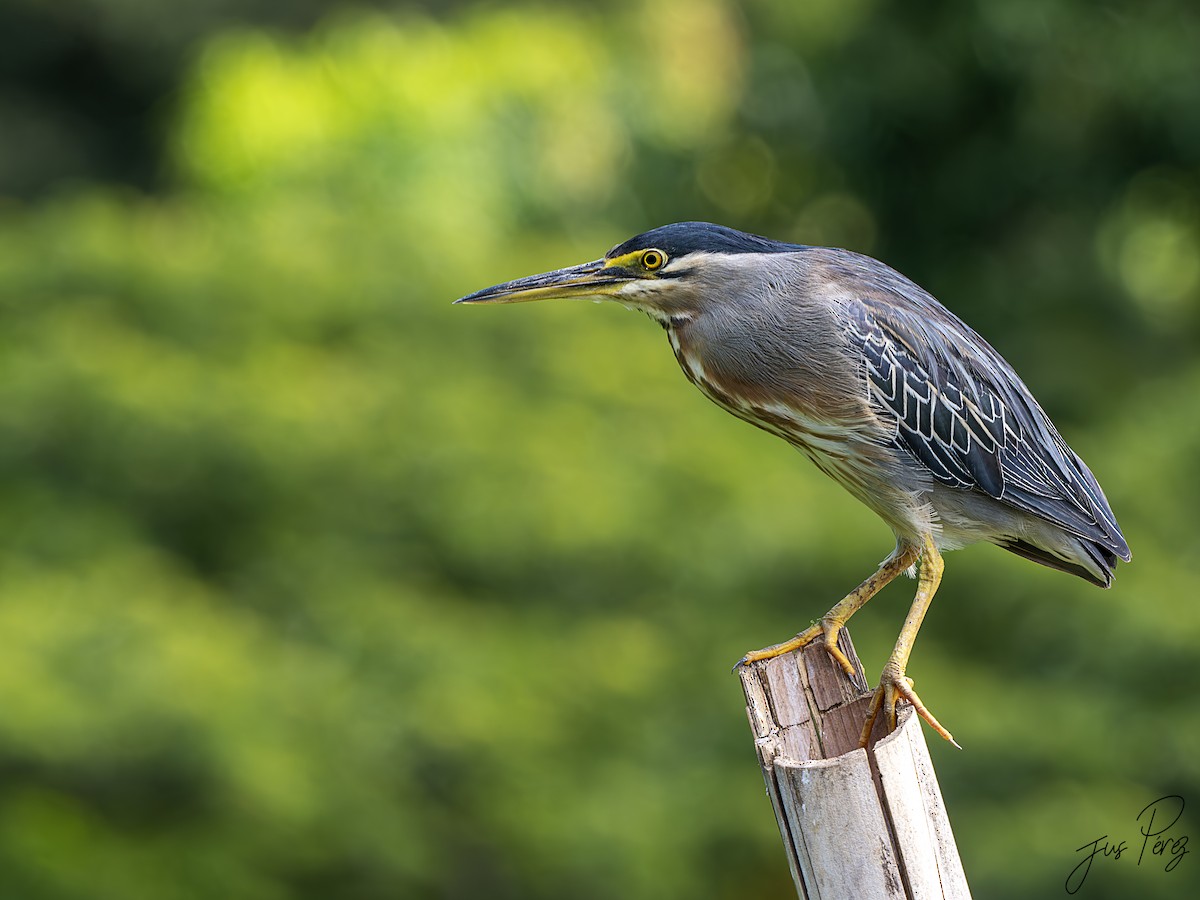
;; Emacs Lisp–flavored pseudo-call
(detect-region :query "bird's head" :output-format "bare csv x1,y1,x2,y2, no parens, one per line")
455,222,806,324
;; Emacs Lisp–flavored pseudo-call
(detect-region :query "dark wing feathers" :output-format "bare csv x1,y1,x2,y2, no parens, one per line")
846,296,1130,561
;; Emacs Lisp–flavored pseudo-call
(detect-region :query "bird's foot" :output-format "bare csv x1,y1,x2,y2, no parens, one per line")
858,661,960,749
733,616,856,676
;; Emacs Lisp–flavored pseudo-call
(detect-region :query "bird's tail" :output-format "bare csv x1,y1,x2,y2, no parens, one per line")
998,536,1119,588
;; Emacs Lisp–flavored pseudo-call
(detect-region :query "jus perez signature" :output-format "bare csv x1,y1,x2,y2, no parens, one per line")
1065,794,1189,894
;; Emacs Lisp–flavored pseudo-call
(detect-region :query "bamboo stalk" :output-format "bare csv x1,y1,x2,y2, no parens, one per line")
738,630,972,899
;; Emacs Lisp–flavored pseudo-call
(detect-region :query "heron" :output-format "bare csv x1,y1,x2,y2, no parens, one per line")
456,222,1131,747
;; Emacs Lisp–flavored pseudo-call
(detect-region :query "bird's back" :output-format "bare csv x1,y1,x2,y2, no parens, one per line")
823,248,1129,583
670,246,1131,586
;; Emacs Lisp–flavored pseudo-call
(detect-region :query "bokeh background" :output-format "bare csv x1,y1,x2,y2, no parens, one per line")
2,0,1199,897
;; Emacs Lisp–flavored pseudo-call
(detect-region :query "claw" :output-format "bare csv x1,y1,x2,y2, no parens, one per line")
858,667,960,749
733,618,854,676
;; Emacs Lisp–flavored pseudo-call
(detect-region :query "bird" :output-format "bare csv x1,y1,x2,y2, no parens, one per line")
456,222,1131,747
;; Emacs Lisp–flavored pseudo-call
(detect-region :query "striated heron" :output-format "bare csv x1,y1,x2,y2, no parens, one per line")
456,222,1131,747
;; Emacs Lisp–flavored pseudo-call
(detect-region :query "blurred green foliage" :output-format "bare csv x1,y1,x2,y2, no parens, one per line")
1,1,1199,898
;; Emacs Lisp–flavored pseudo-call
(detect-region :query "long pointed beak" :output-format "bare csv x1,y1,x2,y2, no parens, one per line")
454,259,634,305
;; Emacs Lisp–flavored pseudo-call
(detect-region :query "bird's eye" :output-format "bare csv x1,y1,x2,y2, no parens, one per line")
641,249,667,271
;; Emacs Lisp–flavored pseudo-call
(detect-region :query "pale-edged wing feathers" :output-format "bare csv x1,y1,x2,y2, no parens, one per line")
841,277,1130,577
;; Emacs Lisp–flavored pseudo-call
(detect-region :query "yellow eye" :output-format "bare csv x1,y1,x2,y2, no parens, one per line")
641,249,667,271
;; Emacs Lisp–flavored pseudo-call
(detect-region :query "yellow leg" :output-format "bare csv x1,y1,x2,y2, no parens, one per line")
736,542,921,674
858,534,960,749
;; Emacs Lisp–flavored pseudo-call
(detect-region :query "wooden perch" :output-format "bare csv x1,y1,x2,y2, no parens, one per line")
738,630,972,900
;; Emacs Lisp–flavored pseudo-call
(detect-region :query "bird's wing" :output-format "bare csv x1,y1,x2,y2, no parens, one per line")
845,295,1129,559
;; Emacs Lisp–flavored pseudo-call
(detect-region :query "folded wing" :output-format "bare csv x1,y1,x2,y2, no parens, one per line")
845,293,1130,571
